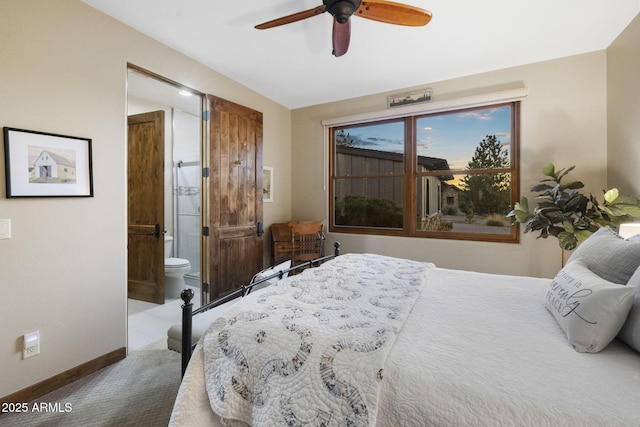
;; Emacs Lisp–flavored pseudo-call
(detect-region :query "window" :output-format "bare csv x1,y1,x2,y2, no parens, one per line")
329,101,519,243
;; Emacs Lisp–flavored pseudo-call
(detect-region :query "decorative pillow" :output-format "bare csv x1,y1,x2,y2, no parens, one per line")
618,266,640,352
250,259,292,291
545,261,635,353
566,226,640,284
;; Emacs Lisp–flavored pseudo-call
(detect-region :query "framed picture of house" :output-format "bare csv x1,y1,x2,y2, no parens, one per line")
263,166,273,203
3,127,94,197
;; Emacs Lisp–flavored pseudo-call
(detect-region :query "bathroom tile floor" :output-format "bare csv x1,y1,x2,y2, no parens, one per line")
127,287,201,352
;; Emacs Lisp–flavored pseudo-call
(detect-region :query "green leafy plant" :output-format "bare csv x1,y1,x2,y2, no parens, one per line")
507,163,640,250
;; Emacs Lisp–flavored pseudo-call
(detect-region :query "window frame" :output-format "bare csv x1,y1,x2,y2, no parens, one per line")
327,96,522,244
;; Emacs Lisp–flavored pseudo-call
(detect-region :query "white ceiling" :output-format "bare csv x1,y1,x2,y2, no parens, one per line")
83,0,639,109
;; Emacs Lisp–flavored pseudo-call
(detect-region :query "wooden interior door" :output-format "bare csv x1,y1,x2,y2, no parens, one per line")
207,95,263,302
127,111,165,304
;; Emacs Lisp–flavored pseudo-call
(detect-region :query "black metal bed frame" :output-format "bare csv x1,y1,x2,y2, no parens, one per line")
179,242,340,376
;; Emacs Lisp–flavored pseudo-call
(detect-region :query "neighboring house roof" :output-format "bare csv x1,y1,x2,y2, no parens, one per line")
442,181,462,193
336,145,454,180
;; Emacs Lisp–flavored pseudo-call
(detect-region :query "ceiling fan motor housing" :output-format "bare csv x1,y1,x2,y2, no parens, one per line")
324,0,362,23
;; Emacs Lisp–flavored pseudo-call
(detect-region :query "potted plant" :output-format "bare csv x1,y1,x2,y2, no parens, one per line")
507,163,640,250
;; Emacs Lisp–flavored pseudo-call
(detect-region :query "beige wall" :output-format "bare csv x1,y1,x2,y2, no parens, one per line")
0,0,291,397
292,51,611,279
608,13,640,196
1,0,637,400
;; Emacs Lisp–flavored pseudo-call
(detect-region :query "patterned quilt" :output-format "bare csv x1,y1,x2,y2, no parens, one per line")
201,253,434,426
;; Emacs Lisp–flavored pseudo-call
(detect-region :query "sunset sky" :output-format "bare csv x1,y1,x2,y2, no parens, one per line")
341,105,512,172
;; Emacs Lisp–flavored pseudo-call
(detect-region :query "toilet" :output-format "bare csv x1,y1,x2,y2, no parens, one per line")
164,235,191,299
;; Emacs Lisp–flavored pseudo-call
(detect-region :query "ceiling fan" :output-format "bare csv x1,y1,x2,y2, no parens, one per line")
255,0,432,57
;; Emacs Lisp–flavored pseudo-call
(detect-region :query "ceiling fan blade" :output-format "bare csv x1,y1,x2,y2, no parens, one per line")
332,17,351,57
255,5,327,30
356,0,432,26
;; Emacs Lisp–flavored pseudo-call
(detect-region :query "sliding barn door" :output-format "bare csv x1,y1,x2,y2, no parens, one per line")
207,95,263,302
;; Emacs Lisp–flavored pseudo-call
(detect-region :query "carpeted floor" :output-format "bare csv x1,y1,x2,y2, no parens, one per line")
0,341,181,427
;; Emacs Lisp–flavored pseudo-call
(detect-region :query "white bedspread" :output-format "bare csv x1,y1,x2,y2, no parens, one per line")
170,259,640,427
202,254,433,426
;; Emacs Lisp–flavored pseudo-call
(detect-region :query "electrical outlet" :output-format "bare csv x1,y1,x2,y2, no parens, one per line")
23,345,39,359
23,331,40,359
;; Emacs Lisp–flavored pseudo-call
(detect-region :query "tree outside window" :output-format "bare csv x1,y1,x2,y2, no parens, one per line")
459,134,511,216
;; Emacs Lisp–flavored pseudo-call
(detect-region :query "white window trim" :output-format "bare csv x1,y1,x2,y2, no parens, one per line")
322,87,528,127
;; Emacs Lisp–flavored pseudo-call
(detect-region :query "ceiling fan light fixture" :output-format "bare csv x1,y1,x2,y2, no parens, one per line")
255,0,431,57
325,0,362,23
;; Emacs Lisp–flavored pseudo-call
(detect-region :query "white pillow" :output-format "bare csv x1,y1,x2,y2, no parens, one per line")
250,259,292,291
618,266,640,352
566,226,640,284
545,261,635,353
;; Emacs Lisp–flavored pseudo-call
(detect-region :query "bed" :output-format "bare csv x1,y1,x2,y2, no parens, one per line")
170,228,640,426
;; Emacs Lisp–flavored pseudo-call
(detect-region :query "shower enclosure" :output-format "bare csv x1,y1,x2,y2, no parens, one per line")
173,160,200,286
171,110,201,287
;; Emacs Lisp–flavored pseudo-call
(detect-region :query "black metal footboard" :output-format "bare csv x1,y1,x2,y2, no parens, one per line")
180,242,340,376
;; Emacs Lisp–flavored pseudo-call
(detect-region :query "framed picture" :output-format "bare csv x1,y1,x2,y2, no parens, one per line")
387,88,432,108
3,127,94,198
263,166,273,203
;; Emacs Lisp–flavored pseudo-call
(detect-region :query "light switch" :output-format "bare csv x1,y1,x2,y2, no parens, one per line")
0,219,11,239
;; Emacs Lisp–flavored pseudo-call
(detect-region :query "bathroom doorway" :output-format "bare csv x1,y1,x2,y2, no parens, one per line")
126,66,205,350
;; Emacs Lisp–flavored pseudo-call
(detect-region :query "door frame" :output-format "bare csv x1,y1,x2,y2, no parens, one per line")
126,64,208,305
